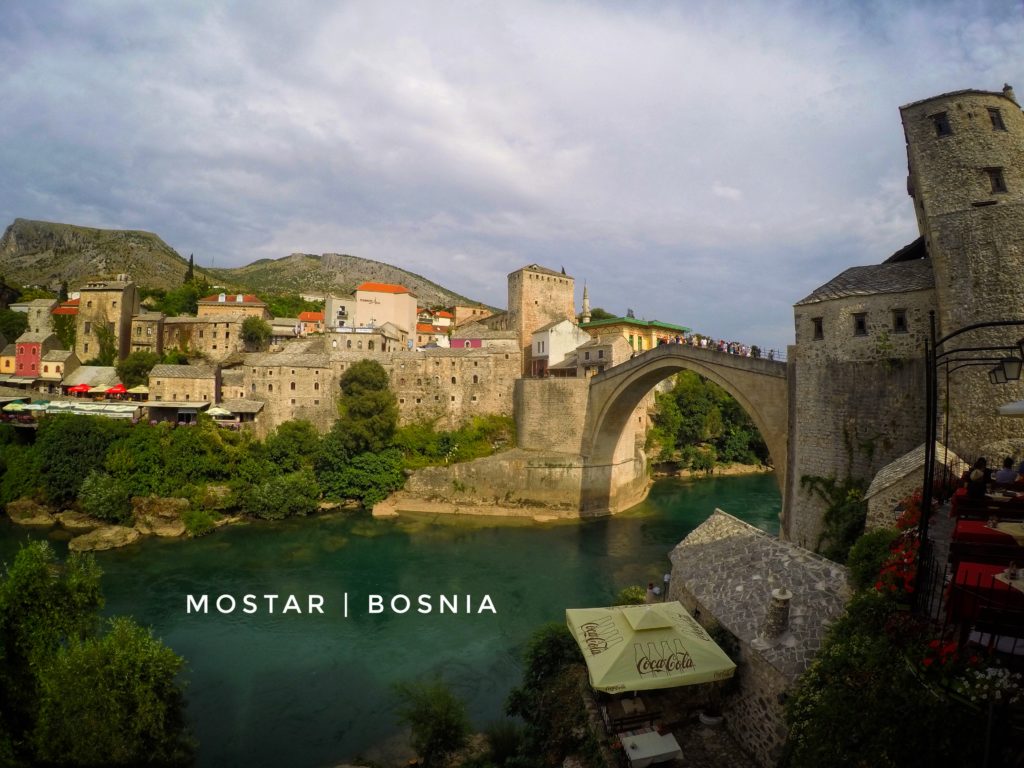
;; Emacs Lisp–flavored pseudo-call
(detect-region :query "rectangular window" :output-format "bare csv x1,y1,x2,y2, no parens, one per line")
932,112,952,137
585,351,590,360
893,309,908,334
853,313,868,336
84,321,92,334
989,107,1007,131
987,167,1008,193
598,350,604,359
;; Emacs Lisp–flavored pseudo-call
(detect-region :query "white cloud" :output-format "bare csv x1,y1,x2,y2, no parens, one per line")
1,0,1022,352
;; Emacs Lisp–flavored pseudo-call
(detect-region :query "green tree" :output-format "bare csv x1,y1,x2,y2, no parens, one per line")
79,471,133,524
184,254,194,284
588,307,616,321
52,312,76,350
506,623,594,764
0,542,103,759
115,351,160,389
242,470,320,520
264,420,320,473
33,617,193,766
264,294,323,319
317,448,403,507
0,308,28,342
35,416,129,504
332,360,398,455
241,316,272,351
85,324,118,365
393,679,470,768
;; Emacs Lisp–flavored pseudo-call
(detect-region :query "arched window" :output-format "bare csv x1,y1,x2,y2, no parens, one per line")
472,375,478,384
451,377,456,384
314,382,320,391
290,382,296,390
268,384,273,392
347,340,352,349
43,365,49,373
368,341,374,351
464,341,471,348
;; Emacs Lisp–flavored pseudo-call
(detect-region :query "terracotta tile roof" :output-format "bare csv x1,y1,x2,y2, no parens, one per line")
417,323,443,333
355,282,410,294
51,307,78,315
436,310,454,318
298,311,324,322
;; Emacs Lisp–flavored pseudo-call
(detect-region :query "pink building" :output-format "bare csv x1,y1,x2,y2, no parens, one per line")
14,332,60,378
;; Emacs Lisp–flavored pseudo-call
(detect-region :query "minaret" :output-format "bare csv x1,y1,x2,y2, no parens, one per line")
581,283,591,324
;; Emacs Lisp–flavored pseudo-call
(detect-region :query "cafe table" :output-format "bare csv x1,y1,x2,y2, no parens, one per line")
953,519,1024,547
948,560,1024,623
619,729,683,768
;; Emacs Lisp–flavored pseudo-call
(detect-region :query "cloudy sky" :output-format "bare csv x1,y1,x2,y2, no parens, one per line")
2,1,1023,352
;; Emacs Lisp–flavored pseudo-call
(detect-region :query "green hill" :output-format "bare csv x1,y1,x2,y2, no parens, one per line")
0,219,488,308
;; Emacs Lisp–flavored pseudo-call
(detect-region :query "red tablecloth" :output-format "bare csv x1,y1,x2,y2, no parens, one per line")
953,519,1024,547
948,561,1024,623
950,487,1024,518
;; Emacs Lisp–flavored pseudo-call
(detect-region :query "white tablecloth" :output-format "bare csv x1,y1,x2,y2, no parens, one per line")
621,730,682,768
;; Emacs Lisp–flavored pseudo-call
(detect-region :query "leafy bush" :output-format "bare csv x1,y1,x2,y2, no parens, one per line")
846,529,900,592
392,678,470,768
242,470,319,520
79,471,133,524
800,475,867,563
484,719,523,766
615,585,647,605
182,508,219,537
395,415,515,469
317,448,404,507
0,444,44,504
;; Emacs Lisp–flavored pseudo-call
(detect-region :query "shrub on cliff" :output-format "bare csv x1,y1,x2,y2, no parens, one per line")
393,678,470,768
79,470,133,524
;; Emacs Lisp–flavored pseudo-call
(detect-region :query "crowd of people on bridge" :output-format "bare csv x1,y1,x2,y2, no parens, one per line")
648,332,784,361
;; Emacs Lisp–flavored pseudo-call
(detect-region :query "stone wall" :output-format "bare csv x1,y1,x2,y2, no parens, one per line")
149,368,218,404
388,346,521,429
787,288,932,547
163,316,244,363
515,378,589,454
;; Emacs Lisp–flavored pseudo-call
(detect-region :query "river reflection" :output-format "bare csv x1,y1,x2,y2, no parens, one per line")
0,473,779,767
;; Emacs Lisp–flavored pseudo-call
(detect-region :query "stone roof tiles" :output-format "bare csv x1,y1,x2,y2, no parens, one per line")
671,510,850,681
865,441,965,500
795,259,934,306
149,364,217,379
245,352,330,368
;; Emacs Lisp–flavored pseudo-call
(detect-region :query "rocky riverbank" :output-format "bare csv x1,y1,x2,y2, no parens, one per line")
652,462,773,480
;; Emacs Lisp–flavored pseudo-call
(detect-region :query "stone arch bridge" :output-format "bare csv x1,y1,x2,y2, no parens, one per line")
580,344,789,514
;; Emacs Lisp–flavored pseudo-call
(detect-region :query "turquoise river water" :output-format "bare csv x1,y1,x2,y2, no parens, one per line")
0,473,780,767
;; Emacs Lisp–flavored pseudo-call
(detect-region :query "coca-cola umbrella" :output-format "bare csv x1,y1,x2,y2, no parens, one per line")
67,383,91,393
105,383,127,395
565,601,735,693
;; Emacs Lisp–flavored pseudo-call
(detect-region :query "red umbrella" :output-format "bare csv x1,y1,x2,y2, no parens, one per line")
106,383,127,394
67,383,91,393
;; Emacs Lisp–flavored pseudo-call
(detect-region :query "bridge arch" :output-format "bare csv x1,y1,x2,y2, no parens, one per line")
581,344,789,514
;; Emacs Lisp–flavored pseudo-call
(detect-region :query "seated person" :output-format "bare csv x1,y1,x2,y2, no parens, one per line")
994,457,1019,486
966,457,991,500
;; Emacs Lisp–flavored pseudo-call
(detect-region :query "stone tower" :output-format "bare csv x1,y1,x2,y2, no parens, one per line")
901,84,1024,335
507,264,576,376
901,85,1024,456
74,276,140,363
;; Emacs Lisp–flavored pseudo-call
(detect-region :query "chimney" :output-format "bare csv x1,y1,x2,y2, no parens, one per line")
1003,83,1017,105
750,587,792,650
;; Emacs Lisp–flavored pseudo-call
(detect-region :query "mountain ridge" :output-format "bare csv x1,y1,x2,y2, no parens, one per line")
0,219,488,308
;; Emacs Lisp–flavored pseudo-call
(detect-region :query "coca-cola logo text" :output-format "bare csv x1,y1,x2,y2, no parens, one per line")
580,622,608,654
636,651,694,675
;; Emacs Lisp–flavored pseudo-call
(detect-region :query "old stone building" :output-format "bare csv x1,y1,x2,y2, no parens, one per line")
787,84,1024,547
197,293,270,320
130,313,164,356
162,315,244,363
24,298,58,335
74,278,139,362
148,364,219,404
485,264,576,375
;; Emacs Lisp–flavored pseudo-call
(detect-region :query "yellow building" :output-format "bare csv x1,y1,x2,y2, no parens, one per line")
579,317,690,352
0,343,15,376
